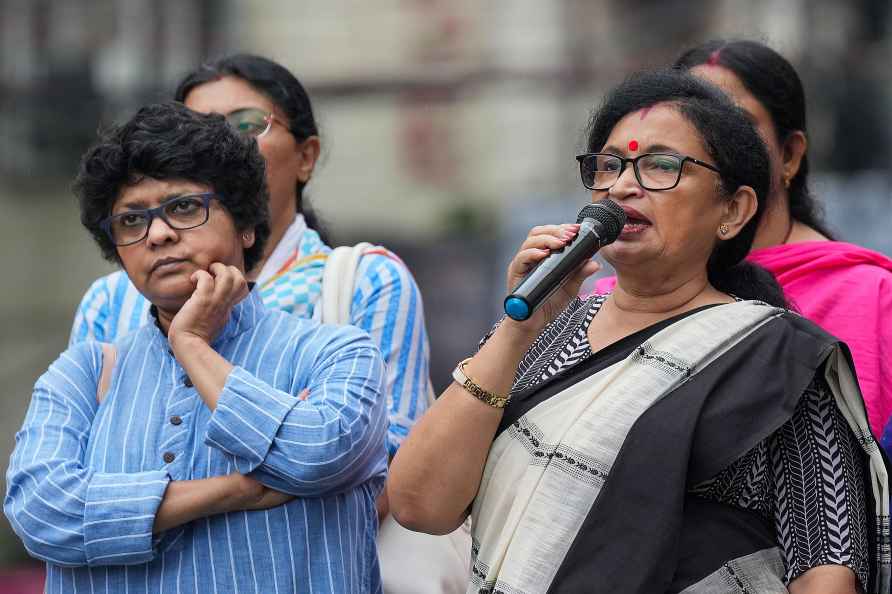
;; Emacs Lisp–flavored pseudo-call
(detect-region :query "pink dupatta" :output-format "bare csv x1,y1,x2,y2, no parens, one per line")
592,241,892,436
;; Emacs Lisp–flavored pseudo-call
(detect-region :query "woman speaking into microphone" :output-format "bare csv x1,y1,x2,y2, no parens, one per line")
388,69,888,594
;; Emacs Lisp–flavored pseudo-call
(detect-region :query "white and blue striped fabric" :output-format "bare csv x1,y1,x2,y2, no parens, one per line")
69,226,432,457
7,290,389,593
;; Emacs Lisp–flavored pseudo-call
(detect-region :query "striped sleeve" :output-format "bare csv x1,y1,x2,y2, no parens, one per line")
69,276,113,345
4,343,170,567
350,250,433,456
69,272,150,346
204,324,388,497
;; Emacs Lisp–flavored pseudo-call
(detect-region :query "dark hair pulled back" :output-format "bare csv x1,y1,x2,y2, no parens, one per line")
585,69,788,307
175,53,330,243
674,39,834,239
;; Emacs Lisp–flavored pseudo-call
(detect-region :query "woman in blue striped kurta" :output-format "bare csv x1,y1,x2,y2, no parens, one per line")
5,102,389,593
70,54,432,460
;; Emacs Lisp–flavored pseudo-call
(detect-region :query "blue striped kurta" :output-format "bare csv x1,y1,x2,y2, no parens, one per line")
6,290,389,593
69,228,431,456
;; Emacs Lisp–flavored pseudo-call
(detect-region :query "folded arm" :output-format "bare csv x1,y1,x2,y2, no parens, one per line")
4,345,169,567
172,328,388,497
6,342,303,568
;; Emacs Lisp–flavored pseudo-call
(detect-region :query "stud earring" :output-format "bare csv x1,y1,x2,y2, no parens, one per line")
719,224,730,236
783,177,791,189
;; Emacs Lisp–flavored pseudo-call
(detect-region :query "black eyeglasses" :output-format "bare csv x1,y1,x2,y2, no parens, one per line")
576,152,720,191
101,192,218,246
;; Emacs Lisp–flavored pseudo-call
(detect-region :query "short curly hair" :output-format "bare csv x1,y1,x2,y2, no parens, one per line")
73,101,270,272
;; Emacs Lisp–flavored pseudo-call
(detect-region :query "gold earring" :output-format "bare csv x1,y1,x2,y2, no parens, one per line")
719,224,729,236
783,177,791,189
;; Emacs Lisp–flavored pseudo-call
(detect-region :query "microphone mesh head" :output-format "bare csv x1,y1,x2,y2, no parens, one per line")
577,199,627,244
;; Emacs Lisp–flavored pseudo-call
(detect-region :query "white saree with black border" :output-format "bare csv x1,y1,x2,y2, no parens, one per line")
468,299,889,594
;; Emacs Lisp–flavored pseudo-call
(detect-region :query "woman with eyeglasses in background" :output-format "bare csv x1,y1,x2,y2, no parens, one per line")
67,53,470,593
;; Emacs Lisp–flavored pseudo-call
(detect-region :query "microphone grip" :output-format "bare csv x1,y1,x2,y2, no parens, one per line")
504,224,602,321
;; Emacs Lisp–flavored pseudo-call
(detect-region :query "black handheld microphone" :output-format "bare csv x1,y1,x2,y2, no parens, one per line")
504,199,626,321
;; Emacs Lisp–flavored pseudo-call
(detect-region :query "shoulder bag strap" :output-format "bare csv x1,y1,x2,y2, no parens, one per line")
320,242,373,325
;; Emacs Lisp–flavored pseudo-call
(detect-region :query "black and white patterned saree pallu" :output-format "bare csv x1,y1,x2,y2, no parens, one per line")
468,300,889,594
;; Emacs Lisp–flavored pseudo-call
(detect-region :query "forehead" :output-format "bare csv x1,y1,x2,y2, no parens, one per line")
689,65,773,128
113,178,211,212
602,104,705,156
184,75,279,118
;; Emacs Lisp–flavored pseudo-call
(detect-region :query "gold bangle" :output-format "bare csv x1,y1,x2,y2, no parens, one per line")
452,358,510,409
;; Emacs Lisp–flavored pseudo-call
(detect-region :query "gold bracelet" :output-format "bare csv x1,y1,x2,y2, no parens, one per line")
451,358,510,409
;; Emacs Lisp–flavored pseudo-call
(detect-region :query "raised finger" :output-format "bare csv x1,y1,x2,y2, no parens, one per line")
191,269,215,301
527,223,579,241
228,266,249,302
510,247,551,276
519,233,572,253
208,263,235,305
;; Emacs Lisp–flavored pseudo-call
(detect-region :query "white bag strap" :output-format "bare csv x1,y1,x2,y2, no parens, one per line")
97,343,117,405
320,242,373,325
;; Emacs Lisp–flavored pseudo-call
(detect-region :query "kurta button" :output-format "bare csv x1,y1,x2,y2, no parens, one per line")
162,452,176,464
182,376,193,388
169,415,182,426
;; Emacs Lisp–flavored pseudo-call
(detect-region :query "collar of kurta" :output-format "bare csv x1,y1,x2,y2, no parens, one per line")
148,284,266,348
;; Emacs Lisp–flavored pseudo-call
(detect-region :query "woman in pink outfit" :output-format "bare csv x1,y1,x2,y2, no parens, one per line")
599,40,892,439
745,241,892,434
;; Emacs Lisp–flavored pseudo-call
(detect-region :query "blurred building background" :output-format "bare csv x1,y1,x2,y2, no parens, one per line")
0,0,890,581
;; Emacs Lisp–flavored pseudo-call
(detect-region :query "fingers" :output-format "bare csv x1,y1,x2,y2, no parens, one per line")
509,248,550,279
208,263,249,306
521,224,579,251
228,473,265,503
527,223,580,239
506,223,581,290
208,262,232,303
245,487,294,510
229,474,293,511
260,490,295,508
191,269,214,300
171,265,246,346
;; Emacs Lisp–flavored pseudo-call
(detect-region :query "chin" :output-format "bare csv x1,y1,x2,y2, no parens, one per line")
603,241,642,262
142,279,194,310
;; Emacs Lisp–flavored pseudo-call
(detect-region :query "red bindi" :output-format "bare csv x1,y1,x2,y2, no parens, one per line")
628,139,639,152
706,49,722,66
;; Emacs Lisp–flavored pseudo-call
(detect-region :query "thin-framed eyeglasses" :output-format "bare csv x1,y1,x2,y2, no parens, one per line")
101,192,219,246
225,107,277,138
575,152,720,191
